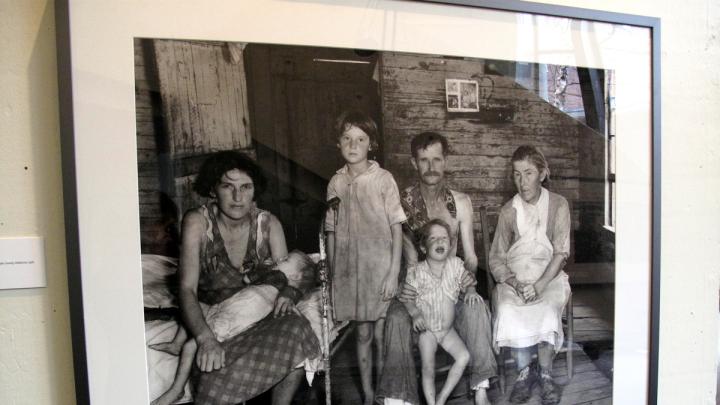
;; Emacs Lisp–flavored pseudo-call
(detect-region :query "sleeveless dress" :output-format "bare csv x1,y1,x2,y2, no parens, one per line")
192,204,320,405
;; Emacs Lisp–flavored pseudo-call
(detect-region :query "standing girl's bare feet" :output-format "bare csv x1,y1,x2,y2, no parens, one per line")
474,387,491,405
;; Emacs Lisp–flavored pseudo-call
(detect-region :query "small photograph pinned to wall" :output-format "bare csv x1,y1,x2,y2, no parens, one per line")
445,78,479,112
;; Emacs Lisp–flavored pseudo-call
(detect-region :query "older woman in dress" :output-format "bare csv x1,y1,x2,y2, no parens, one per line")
490,146,572,405
178,151,319,405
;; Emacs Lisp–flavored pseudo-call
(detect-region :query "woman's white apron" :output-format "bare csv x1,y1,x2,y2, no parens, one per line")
492,188,571,352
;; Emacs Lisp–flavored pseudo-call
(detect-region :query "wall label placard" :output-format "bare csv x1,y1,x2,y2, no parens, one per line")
0,237,47,289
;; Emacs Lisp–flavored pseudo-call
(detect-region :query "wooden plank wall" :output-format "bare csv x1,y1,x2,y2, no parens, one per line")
154,40,252,158
135,39,256,253
135,44,609,264
135,39,169,253
379,52,606,259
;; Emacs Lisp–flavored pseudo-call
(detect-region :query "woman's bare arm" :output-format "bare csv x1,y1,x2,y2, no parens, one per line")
267,214,289,262
178,209,225,372
266,214,301,316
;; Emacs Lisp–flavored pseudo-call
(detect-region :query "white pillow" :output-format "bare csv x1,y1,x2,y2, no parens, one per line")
142,254,179,308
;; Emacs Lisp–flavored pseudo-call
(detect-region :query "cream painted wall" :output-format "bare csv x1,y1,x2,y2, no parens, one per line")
0,1,76,405
0,0,717,404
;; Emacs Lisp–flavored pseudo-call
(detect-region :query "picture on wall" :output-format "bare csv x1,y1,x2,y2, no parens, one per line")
135,38,616,405
446,78,480,112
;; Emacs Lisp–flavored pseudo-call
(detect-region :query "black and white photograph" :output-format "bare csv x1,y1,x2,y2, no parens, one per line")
136,38,617,405
446,79,480,112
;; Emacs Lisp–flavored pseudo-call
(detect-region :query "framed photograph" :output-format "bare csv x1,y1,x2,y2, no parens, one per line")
56,1,660,404
446,79,480,112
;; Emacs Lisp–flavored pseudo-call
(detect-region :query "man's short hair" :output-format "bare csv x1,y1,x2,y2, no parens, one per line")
410,131,449,158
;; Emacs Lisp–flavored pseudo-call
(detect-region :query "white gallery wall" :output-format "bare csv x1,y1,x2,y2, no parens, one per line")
0,0,717,404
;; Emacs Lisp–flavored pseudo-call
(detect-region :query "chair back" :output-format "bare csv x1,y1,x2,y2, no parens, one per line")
479,206,499,294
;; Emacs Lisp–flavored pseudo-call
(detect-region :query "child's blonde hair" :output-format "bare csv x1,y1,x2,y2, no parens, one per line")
417,219,455,259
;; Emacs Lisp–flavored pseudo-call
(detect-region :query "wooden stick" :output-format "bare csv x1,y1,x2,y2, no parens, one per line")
318,218,332,405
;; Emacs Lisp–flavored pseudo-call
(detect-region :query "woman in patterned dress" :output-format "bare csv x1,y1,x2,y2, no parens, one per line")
178,151,319,405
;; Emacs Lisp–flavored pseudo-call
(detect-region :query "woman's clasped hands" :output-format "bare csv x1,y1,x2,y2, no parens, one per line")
509,277,543,303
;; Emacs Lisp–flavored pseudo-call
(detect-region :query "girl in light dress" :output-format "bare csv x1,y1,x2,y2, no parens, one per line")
325,111,406,405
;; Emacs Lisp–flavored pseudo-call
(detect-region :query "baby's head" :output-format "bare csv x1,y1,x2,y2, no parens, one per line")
274,250,316,294
418,219,454,262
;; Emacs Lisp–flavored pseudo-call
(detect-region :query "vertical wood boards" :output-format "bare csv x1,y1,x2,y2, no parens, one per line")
154,40,251,157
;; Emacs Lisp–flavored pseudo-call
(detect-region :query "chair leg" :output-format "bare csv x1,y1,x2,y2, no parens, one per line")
497,349,506,394
566,292,574,380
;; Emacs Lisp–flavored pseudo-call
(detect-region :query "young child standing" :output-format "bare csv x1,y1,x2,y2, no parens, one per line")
325,110,406,405
404,219,482,405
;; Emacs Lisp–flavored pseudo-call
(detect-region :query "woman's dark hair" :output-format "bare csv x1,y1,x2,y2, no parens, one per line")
193,151,267,199
417,218,455,256
511,145,551,186
334,110,379,150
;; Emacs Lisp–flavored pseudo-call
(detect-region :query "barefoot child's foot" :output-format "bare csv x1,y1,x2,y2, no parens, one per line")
474,387,491,405
149,341,182,356
150,387,184,405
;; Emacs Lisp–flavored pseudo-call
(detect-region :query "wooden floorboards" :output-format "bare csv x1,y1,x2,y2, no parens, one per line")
326,336,612,405
324,284,615,405
483,351,613,405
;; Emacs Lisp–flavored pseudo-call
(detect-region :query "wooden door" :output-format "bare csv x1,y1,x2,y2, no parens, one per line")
246,44,382,253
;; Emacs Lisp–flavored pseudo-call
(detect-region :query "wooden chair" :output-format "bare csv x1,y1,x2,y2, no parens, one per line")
479,207,574,394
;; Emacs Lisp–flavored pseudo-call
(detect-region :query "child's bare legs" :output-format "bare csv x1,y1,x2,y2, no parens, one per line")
151,338,197,405
374,318,385,387
150,325,188,356
418,331,439,405
356,321,375,405
435,328,470,405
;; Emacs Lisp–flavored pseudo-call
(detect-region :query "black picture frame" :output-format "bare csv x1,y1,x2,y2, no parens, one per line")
55,1,661,403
